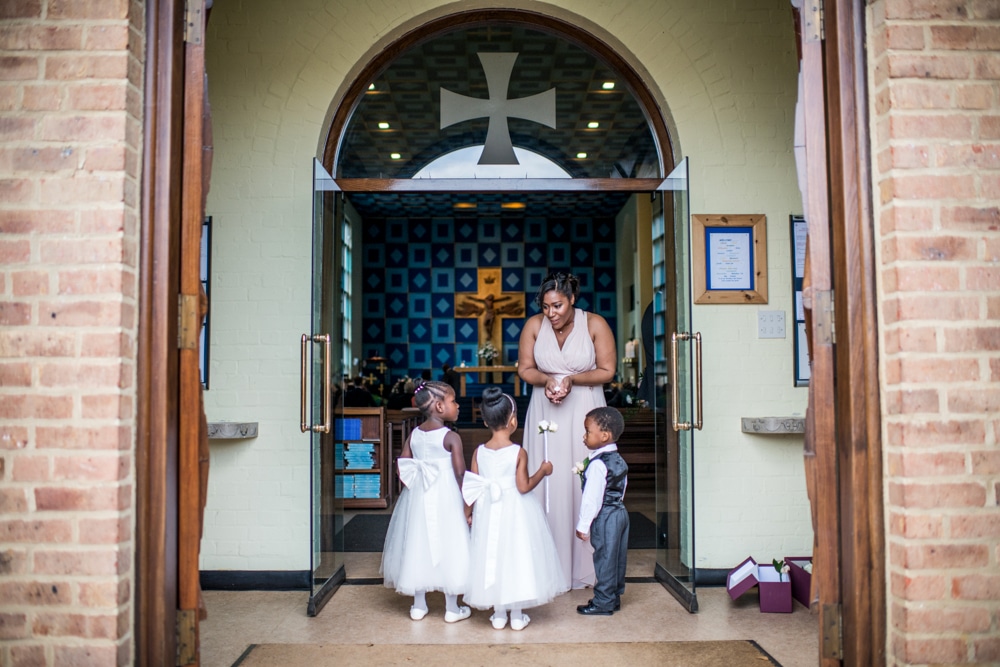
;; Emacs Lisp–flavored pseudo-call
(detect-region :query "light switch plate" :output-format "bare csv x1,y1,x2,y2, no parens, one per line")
758,310,785,339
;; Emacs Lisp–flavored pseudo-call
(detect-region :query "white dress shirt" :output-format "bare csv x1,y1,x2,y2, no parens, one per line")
575,443,627,535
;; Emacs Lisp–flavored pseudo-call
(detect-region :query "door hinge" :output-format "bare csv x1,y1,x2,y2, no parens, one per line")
814,289,835,345
175,609,196,665
178,294,199,350
821,603,843,659
804,0,824,42
184,0,204,45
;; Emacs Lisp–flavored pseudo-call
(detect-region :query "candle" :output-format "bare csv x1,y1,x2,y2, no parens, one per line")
625,341,635,358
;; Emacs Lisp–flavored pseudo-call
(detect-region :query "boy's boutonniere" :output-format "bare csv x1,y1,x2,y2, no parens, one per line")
538,420,558,512
572,457,590,489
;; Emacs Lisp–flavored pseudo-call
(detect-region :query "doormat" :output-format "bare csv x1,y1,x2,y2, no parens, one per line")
235,640,781,666
339,512,656,553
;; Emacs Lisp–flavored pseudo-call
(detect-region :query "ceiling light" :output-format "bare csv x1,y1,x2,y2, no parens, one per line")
390,153,401,160
368,83,376,91
587,121,600,129
453,202,477,210
378,122,390,129
576,152,588,159
602,82,615,90
501,202,526,210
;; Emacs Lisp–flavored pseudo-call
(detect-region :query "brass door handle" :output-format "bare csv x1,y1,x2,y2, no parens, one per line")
670,332,703,432
692,332,703,431
299,333,332,434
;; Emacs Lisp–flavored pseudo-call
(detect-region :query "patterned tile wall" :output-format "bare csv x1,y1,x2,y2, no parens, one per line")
360,215,618,386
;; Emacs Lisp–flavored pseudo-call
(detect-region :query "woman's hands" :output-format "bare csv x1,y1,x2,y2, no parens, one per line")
544,376,574,404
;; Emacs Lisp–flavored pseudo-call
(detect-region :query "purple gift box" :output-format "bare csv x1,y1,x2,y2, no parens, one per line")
785,556,813,608
757,565,793,613
726,556,759,601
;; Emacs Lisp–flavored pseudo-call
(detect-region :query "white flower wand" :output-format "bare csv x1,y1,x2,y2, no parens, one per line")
537,420,558,512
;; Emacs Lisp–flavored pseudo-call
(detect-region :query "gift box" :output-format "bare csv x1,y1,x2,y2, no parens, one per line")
785,556,813,608
757,565,793,613
726,556,759,601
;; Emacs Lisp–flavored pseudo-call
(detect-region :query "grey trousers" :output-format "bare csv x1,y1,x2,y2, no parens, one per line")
590,503,629,610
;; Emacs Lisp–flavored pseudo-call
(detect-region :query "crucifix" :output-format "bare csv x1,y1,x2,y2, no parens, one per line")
455,267,525,364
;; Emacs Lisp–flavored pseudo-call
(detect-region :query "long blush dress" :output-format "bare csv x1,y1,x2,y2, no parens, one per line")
522,308,606,589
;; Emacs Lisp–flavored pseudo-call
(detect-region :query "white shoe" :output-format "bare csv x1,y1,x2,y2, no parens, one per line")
444,606,471,623
409,606,428,621
490,613,508,630
510,613,530,631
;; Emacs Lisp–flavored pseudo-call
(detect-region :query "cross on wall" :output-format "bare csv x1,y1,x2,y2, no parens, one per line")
454,267,525,362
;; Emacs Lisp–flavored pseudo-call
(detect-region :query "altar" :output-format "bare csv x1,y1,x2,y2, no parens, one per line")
453,365,521,397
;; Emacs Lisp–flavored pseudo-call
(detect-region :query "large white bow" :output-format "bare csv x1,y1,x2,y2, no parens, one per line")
397,457,439,491
462,471,509,589
398,457,442,564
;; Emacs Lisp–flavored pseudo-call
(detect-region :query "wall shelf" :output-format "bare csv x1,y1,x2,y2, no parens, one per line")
207,421,258,439
741,417,805,434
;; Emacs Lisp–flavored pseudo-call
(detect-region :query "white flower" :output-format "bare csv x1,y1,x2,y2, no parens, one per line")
537,420,558,434
571,461,585,475
548,422,559,433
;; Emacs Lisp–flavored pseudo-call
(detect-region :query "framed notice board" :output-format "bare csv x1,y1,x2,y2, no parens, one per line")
791,215,809,387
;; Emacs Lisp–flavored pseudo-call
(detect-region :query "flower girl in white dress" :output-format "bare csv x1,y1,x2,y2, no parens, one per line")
463,387,568,630
381,380,472,623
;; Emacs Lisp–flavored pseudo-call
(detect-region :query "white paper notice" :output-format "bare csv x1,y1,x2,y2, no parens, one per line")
795,292,804,321
793,219,807,279
797,322,811,381
708,232,752,290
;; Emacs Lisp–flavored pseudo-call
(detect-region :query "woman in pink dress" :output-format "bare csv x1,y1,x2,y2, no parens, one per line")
518,272,617,589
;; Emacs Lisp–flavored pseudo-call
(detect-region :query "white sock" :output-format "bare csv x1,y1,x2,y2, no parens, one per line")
445,593,461,614
511,605,524,621
491,608,507,622
412,590,427,612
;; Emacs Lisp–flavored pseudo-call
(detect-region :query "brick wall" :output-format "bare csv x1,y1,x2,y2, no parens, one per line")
868,1,1000,664
0,0,142,664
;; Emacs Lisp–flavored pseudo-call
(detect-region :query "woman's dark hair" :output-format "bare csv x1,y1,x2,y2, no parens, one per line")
480,386,515,430
413,379,453,416
534,271,579,308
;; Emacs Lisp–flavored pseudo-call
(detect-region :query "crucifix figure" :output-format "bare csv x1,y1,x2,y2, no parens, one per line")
440,52,556,165
455,268,525,359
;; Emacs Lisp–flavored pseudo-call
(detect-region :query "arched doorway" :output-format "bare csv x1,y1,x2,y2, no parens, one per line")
303,9,700,615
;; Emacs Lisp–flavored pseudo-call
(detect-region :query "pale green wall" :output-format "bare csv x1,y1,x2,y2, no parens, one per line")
203,0,810,573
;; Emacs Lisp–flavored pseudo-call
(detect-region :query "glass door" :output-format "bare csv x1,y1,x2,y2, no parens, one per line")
651,159,700,611
304,159,345,616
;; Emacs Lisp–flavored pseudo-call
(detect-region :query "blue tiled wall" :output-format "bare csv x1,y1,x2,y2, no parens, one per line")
360,216,617,385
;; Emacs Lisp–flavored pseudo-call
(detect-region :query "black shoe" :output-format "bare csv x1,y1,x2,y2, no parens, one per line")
577,603,614,616
588,597,621,611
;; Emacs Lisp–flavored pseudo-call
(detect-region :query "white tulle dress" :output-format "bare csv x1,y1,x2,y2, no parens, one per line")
380,427,470,596
462,444,568,612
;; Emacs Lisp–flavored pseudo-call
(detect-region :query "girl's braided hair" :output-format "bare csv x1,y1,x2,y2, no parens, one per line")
412,379,453,416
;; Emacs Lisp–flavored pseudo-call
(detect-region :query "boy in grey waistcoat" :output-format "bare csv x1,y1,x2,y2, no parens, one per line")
575,407,629,615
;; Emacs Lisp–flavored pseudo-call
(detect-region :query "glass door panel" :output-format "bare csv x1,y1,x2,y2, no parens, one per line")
306,159,345,616
652,159,699,611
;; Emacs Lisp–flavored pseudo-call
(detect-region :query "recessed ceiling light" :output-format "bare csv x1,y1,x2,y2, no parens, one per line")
587,121,600,129
368,83,376,91
501,202,526,210
453,202,477,210
602,82,615,90
576,152,588,159
390,152,401,160
378,122,390,129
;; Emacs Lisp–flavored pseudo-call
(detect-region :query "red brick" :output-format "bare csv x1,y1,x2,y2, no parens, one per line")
951,514,1000,538
953,573,1000,599
891,144,931,168
12,270,50,296
971,450,1000,474
885,206,935,232
84,25,129,50
0,520,72,543
890,480,987,507
82,393,131,419
9,645,46,666
887,24,926,50
11,455,49,482
39,301,126,328
884,388,940,414
79,517,130,544
38,114,126,143
36,425,129,450
898,604,992,633
35,486,125,511
890,572,948,600
892,174,978,200
58,269,124,295
53,645,120,667
889,419,986,447
0,84,18,110
888,52,971,80
0,303,31,327
0,0,41,19
29,25,84,50
39,362,121,388
972,0,1000,20
0,549,28,575
0,426,29,449
0,581,71,605
67,83,127,111
0,613,28,640
0,117,35,140
975,638,1000,662
976,53,1000,80
41,238,125,265
0,209,75,233
892,114,974,140
993,358,1000,381
48,0,128,19
931,25,1000,50
987,238,1000,262
32,612,85,637
0,55,40,80
83,145,126,171
885,0,968,19
948,388,1000,413
0,178,34,203
34,548,124,576
905,542,990,569
891,81,954,110
0,394,73,420
80,332,129,358
945,206,999,231
21,84,62,110
893,294,981,323
898,638,969,664
888,512,944,538
53,454,128,482
0,488,28,512
937,143,1000,168
892,264,961,291
0,362,31,387
11,145,77,171
967,267,1000,290
45,54,128,80
0,330,75,357
888,450,967,476
78,208,125,234
957,83,995,109
983,115,1000,139
78,580,128,607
